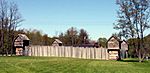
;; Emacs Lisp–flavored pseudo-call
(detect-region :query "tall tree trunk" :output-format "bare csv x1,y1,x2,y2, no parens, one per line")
10,31,15,56
1,20,4,56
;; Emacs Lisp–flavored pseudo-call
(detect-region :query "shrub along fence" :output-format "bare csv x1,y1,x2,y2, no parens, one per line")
25,46,109,60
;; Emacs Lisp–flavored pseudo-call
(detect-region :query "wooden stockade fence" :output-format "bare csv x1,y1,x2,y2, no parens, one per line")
25,46,109,60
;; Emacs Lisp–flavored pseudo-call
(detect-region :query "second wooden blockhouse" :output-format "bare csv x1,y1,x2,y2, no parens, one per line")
107,36,128,60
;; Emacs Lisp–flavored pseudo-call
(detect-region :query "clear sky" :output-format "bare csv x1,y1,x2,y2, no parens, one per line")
13,0,119,40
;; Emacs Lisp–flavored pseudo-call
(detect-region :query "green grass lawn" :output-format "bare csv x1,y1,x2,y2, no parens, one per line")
0,56,150,73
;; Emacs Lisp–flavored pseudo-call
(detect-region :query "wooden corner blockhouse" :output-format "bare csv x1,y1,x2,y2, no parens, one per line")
14,34,30,56
107,36,128,60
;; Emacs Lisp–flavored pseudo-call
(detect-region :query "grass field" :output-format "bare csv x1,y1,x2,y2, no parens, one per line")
0,57,150,73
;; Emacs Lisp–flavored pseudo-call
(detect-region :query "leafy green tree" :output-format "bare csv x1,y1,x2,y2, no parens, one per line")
98,37,107,48
58,27,89,46
64,27,78,46
78,29,89,44
42,34,49,45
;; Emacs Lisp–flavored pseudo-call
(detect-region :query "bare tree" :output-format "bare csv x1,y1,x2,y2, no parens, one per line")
0,0,7,55
68,27,78,46
114,0,150,62
0,0,22,56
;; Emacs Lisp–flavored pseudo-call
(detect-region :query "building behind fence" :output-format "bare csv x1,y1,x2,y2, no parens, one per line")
25,46,109,60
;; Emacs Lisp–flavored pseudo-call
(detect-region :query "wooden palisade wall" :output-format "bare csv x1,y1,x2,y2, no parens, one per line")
25,46,109,60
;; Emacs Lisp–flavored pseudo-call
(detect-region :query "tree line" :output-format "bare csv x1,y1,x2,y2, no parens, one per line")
19,27,90,46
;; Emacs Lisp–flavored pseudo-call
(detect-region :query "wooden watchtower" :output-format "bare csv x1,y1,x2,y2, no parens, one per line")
107,36,121,60
14,34,30,56
107,36,128,60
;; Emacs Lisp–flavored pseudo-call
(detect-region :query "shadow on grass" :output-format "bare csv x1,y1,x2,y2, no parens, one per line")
119,60,139,62
119,59,149,63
